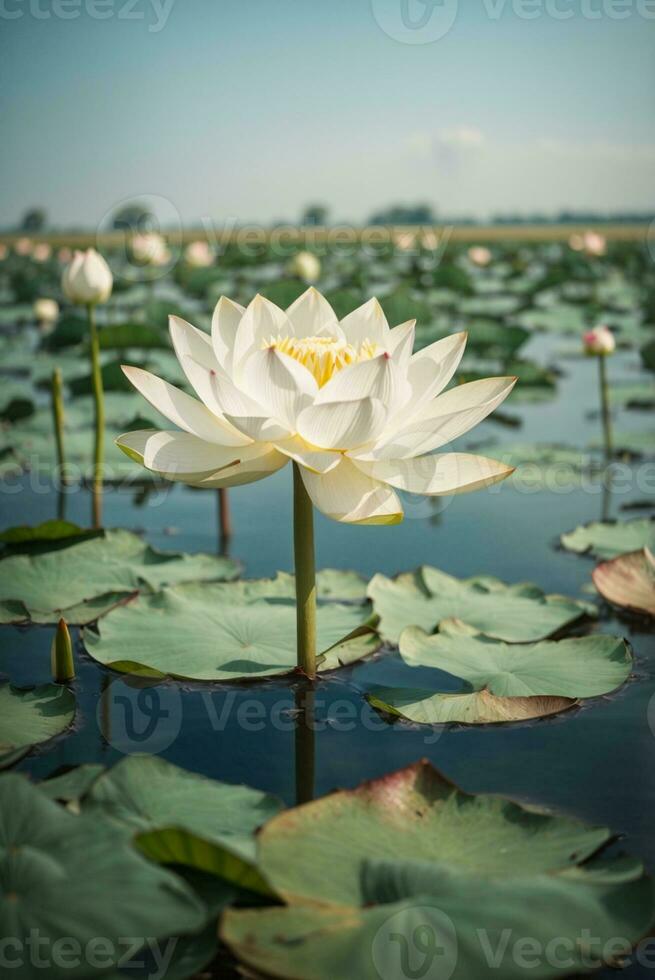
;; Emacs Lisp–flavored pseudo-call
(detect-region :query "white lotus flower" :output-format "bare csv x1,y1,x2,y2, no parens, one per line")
117,288,515,525
184,240,214,267
62,249,113,305
468,246,492,267
130,232,171,267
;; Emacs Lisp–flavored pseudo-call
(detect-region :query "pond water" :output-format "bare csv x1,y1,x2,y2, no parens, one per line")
1,244,654,978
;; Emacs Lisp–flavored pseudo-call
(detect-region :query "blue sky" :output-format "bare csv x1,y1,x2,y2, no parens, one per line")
1,0,653,226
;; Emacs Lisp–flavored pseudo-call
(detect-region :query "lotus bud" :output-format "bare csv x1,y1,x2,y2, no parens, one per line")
583,326,615,356
468,246,492,267
33,243,52,262
58,247,72,264
14,237,33,256
33,297,59,326
130,232,171,267
288,250,321,283
393,231,415,251
184,240,214,267
51,618,75,683
62,249,113,306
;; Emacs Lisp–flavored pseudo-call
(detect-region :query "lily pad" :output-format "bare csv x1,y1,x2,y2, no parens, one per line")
561,518,655,560
0,520,100,550
83,579,379,681
83,755,282,892
367,566,593,644
0,773,205,980
367,686,575,725
256,760,611,906
0,529,239,625
366,631,631,726
592,548,655,618
472,443,602,488
399,629,632,697
222,859,655,980
39,764,105,802
0,683,76,769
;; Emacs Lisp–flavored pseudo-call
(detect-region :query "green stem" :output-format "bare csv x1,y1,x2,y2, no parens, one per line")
217,487,232,554
293,462,317,678
294,684,315,806
88,303,104,528
51,368,66,487
598,354,612,463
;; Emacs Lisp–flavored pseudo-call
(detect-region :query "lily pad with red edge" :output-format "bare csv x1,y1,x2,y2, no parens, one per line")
221,760,655,980
593,548,655,619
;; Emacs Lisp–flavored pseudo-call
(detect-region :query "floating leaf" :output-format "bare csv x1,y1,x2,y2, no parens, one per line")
39,764,105,802
472,442,602,487
592,548,655,618
222,859,655,980
0,774,205,980
0,520,100,550
368,566,592,644
0,529,239,625
256,760,611,906
0,683,75,769
400,629,632,697
366,631,631,725
96,322,169,350
561,518,655,560
83,579,378,681
368,686,575,725
83,755,282,893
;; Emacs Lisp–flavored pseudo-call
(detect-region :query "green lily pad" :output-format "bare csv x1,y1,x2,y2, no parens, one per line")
83,755,282,893
368,567,593,644
97,322,169,350
366,631,632,726
0,529,239,625
0,773,205,980
0,520,100,550
83,579,379,681
222,761,655,979
0,684,76,769
256,760,611,906
39,764,106,802
222,859,655,980
470,442,602,488
517,303,587,335
400,629,632,697
609,380,655,410
561,518,655,559
462,319,529,356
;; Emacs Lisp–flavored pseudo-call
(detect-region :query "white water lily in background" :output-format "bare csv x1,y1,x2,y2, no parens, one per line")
62,249,113,305
14,237,33,256
117,287,516,525
288,251,321,283
130,232,171,267
569,231,607,257
184,240,214,268
468,246,492,267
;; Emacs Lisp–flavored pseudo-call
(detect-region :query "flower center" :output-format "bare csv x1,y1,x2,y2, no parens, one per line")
264,335,379,386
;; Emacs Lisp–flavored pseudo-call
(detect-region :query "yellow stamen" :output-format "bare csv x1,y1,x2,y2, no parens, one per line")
263,335,379,386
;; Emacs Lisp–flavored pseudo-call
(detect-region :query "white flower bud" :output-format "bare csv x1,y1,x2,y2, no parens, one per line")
33,297,59,324
62,249,113,306
288,251,321,283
